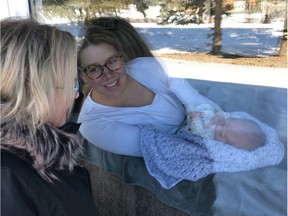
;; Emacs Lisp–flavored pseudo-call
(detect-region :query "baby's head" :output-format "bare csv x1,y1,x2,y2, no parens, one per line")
214,118,265,150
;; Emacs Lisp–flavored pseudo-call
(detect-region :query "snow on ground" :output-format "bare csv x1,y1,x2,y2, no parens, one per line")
132,21,284,57
1,2,284,57
53,14,286,88
56,16,284,57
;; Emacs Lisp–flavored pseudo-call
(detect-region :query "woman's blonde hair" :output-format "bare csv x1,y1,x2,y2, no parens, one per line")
1,18,77,131
1,18,81,181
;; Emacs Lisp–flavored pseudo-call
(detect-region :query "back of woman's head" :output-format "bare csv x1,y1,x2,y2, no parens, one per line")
84,16,154,61
1,18,77,131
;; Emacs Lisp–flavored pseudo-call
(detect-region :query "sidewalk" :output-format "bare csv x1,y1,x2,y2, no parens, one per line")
161,58,287,89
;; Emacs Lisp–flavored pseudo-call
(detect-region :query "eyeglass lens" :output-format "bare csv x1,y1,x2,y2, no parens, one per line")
80,56,122,80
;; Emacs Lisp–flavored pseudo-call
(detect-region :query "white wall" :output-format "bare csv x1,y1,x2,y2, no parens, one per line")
0,0,30,20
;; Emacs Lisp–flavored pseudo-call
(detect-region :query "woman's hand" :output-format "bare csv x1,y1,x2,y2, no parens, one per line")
188,111,202,120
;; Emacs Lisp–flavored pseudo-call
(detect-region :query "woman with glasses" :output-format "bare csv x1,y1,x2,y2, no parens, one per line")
77,17,220,156
76,17,285,216
1,18,96,215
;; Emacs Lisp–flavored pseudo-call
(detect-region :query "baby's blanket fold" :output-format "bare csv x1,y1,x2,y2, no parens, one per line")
140,112,284,189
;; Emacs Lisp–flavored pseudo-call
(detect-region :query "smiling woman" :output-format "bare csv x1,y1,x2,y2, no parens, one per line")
74,16,225,216
74,16,286,216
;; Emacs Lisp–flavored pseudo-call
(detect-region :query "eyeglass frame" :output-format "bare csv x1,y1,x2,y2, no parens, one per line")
77,55,123,80
74,79,80,93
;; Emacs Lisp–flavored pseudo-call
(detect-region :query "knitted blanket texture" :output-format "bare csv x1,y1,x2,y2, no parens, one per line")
140,112,285,189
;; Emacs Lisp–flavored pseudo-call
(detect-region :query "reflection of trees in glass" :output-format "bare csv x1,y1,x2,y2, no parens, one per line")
37,0,286,24
36,0,159,21
33,0,286,57
35,0,227,23
34,0,126,21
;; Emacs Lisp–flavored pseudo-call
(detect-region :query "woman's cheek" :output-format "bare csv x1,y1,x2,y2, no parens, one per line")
49,96,70,127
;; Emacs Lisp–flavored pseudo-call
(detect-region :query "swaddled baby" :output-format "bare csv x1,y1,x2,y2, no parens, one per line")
178,104,265,150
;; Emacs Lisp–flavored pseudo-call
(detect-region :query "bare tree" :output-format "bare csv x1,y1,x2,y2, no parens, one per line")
31,0,45,22
278,0,287,57
211,0,222,55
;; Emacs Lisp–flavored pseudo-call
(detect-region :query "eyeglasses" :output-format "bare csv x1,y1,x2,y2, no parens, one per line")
74,79,79,93
78,55,123,80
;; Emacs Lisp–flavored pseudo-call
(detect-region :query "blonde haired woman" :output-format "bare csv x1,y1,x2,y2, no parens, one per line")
1,18,96,215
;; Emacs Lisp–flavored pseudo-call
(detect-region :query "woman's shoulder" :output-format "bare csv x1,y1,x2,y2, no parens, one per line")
128,56,159,63
1,151,48,208
1,150,88,185
127,57,164,69
1,150,33,172
1,150,96,215
126,57,168,82
1,150,46,187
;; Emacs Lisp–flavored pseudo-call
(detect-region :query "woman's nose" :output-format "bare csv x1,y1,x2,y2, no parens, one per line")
101,67,113,79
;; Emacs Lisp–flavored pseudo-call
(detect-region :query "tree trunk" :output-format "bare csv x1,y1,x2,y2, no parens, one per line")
212,0,222,55
31,0,44,22
278,1,287,57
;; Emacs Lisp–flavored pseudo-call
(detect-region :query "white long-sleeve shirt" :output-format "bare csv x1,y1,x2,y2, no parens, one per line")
78,57,220,156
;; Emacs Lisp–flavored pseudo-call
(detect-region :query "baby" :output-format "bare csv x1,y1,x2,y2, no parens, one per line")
178,104,265,150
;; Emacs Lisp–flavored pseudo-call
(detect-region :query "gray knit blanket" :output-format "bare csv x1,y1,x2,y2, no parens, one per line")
140,112,285,189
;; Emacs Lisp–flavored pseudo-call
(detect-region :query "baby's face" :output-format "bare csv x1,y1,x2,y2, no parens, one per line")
214,119,243,147
214,120,227,143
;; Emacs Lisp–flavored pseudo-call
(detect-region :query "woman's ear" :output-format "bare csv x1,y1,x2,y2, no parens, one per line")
82,83,92,98
79,72,89,83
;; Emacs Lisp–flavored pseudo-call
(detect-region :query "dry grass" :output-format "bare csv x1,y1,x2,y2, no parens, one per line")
157,41,287,68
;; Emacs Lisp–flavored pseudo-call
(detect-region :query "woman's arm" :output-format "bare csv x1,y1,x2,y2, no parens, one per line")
79,120,143,157
169,78,222,112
